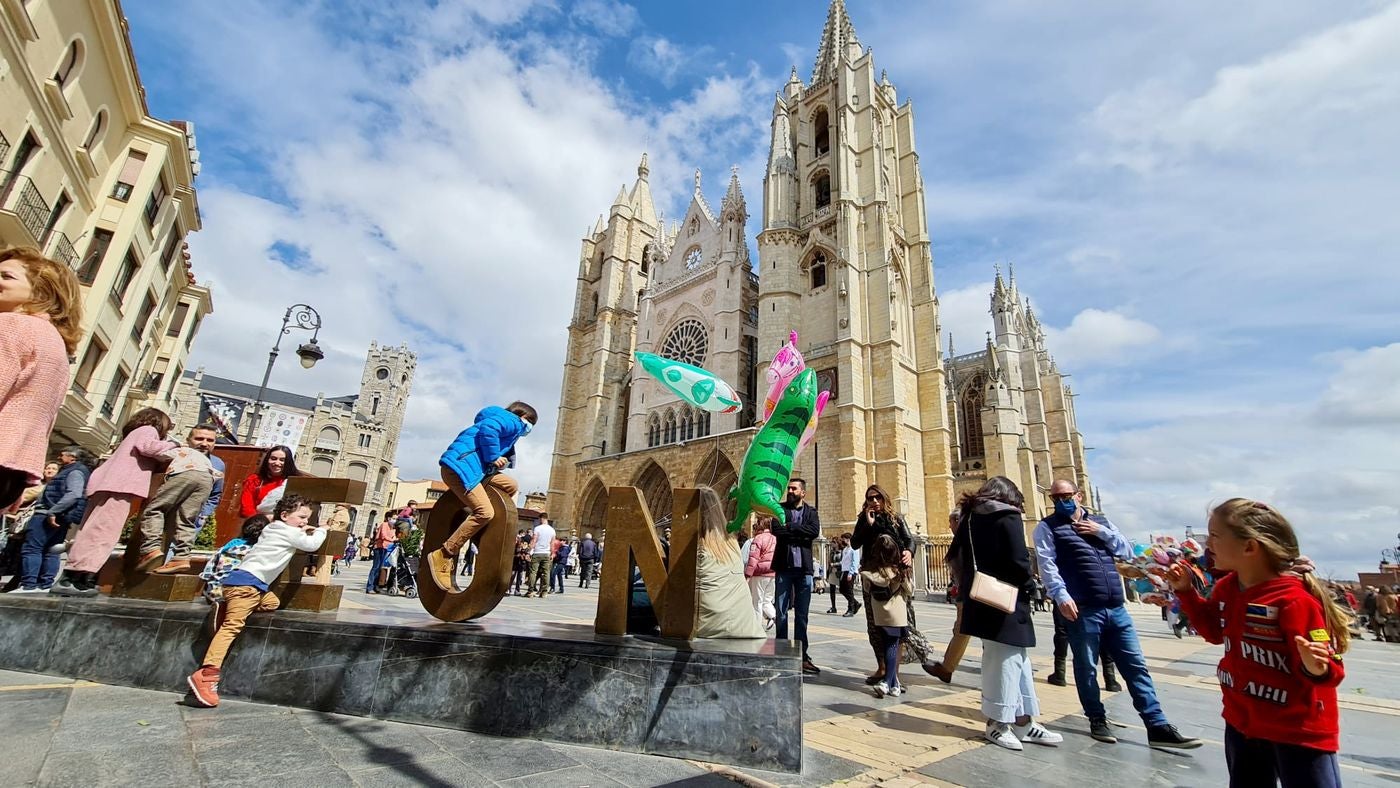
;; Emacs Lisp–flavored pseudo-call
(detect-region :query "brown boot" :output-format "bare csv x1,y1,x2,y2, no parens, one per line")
426,548,457,591
136,550,165,572
153,560,192,574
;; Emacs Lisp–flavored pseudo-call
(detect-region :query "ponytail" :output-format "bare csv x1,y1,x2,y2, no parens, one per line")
1300,571,1353,655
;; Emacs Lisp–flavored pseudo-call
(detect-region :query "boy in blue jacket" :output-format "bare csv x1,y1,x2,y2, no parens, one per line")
426,401,537,590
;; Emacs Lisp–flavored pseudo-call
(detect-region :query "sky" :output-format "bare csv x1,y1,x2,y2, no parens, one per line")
123,0,1400,579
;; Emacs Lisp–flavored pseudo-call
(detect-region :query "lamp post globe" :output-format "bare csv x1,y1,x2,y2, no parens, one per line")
296,339,324,369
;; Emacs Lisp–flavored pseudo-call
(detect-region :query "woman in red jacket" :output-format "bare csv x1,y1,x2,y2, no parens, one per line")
1168,499,1351,788
237,446,303,518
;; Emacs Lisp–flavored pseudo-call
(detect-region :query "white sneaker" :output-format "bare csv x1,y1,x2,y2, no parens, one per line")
888,684,904,697
1013,720,1063,746
873,682,890,698
11,587,46,594
985,721,1024,751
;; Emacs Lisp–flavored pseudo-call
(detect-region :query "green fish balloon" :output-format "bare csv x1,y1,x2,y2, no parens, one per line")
635,352,741,413
727,368,818,532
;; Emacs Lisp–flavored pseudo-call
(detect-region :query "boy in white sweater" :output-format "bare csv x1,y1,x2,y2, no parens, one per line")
187,494,325,708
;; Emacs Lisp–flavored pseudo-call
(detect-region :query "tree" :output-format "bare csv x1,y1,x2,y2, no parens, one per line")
194,515,218,550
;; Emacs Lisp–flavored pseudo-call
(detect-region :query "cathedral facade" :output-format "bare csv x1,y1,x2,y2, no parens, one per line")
548,0,1090,539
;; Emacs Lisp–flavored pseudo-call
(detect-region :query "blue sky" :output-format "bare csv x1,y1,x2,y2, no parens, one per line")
124,1,1400,578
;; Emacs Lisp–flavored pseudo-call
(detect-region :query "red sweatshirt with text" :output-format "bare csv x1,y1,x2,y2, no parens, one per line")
1177,573,1344,752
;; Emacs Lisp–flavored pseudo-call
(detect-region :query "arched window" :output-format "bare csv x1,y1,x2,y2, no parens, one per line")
813,107,830,156
310,456,334,476
813,171,831,209
590,291,599,318
809,251,828,289
318,425,340,444
82,109,107,150
683,410,694,440
53,40,83,89
959,376,986,459
698,411,711,437
371,396,380,416
347,462,369,482
647,414,660,448
665,411,677,444
376,467,388,492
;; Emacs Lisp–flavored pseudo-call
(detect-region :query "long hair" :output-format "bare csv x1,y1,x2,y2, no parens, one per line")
257,445,303,480
1211,498,1351,654
697,487,738,562
957,475,1025,512
864,484,901,520
869,533,902,571
1,246,83,354
121,407,173,439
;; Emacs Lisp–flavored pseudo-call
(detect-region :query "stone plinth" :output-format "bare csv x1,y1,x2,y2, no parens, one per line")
0,594,803,772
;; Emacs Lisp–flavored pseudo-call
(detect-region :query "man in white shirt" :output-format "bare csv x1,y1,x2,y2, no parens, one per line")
839,535,861,616
527,516,556,598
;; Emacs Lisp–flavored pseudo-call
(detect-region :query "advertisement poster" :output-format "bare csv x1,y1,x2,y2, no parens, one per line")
253,407,309,453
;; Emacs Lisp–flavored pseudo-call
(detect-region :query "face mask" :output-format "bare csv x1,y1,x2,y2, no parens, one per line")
1054,499,1076,517
521,420,533,436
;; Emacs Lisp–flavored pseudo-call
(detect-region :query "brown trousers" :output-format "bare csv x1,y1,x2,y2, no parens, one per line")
202,585,280,669
139,470,214,559
440,467,518,556
940,602,971,671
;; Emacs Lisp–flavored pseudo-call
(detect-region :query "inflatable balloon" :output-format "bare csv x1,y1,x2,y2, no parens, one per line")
1180,538,1202,557
761,331,806,423
635,352,741,414
795,390,830,456
728,368,818,532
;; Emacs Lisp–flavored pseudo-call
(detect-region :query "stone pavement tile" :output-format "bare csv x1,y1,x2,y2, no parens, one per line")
916,750,1060,788
204,763,358,788
185,707,315,748
551,742,719,787
36,739,200,787
47,685,188,751
297,712,441,770
0,668,62,687
347,754,492,787
177,696,297,721
425,731,582,781
729,745,868,788
496,763,626,787
192,716,343,781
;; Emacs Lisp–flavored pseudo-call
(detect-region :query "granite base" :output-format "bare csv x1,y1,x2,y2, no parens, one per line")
0,594,802,771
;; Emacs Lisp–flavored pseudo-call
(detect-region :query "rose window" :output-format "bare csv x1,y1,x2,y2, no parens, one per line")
661,319,709,367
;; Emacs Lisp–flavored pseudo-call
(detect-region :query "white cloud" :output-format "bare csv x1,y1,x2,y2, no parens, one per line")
936,281,991,357
1316,343,1400,426
1042,309,1161,367
569,0,641,37
627,35,690,87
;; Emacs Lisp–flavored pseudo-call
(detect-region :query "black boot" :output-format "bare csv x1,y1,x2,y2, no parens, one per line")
1047,657,1068,686
1102,661,1122,692
50,571,98,598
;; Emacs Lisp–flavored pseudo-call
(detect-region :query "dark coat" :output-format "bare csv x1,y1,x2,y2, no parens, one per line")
772,502,819,574
952,500,1035,648
850,510,912,571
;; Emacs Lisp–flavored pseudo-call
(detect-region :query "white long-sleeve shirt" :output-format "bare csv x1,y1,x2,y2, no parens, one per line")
230,522,327,588
1032,512,1129,606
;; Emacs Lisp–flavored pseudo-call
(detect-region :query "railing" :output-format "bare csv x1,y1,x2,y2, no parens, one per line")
798,204,832,227
0,133,9,166
1,172,51,241
47,231,77,268
100,398,116,418
952,349,988,364
920,533,954,595
313,439,342,452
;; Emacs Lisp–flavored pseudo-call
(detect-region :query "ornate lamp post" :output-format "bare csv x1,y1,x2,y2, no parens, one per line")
245,303,324,443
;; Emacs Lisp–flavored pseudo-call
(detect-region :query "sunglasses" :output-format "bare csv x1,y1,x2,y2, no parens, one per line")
865,495,882,503
1049,493,1075,502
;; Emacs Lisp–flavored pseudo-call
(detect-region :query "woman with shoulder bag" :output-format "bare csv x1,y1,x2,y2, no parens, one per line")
850,484,939,683
951,475,1062,751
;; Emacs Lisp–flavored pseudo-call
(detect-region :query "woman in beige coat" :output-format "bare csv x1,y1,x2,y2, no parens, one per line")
694,487,765,639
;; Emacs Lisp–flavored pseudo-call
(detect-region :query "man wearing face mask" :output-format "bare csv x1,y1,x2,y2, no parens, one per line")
1033,480,1201,751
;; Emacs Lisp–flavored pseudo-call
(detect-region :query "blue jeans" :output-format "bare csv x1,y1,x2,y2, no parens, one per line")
20,513,66,589
774,572,812,660
550,562,566,592
1224,723,1340,788
1065,604,1168,727
366,547,388,591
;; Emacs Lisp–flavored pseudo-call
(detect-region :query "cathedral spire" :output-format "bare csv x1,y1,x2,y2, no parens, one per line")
628,152,658,228
721,164,746,214
811,0,861,84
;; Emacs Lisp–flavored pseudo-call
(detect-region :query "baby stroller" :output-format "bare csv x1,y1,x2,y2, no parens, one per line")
393,554,419,599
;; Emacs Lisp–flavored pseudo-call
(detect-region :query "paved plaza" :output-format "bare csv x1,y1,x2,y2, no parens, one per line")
3,562,1398,787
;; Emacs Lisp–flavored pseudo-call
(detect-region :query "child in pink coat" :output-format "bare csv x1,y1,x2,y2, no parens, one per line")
50,408,177,596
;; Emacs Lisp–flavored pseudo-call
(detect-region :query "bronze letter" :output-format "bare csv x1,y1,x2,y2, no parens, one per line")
416,482,516,622
595,487,699,639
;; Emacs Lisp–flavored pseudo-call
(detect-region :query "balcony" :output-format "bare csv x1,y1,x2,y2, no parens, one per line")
313,439,342,453
0,172,50,246
46,231,78,269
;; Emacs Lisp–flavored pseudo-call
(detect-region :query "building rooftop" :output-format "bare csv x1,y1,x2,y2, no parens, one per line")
184,370,357,413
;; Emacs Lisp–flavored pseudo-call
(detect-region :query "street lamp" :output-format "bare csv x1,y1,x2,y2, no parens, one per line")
246,303,323,443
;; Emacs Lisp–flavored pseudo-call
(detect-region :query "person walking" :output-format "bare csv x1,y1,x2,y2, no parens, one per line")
578,533,599,588
365,516,397,593
825,533,843,614
862,534,913,699
745,516,777,630
952,476,1063,751
839,533,861,617
928,509,969,684
0,247,82,512
550,533,570,594
1034,479,1200,749
774,479,820,675
527,516,555,597
12,447,89,593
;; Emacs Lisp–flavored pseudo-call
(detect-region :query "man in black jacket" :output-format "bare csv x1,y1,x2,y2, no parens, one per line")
774,478,820,675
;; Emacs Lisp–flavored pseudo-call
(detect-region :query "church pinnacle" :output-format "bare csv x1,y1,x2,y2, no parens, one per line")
812,0,861,83
628,151,657,227
721,164,746,214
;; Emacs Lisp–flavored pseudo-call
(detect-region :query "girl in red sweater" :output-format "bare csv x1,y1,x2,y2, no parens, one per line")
1168,499,1350,788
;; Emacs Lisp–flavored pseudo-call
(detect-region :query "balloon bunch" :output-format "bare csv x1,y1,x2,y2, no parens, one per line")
727,332,830,532
1124,542,1177,606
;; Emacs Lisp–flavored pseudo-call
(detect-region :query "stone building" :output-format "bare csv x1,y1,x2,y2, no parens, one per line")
946,269,1093,521
2,0,211,456
169,342,415,531
549,0,1094,538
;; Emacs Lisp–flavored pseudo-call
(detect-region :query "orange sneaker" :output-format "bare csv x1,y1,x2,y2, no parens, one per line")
153,560,192,574
186,666,221,707
136,550,165,572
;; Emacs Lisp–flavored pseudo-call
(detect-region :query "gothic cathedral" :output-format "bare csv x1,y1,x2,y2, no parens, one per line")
548,0,1091,539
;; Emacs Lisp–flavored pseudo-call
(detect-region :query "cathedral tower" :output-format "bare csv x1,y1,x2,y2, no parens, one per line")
548,156,659,523
758,0,955,535
356,341,416,464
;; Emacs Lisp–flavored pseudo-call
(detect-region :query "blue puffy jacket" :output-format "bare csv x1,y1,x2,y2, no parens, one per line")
439,406,529,492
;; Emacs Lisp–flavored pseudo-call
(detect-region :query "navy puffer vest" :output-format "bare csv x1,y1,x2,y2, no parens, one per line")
1044,515,1123,609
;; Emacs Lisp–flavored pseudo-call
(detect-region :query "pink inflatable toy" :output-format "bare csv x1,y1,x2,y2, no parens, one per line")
761,331,806,423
